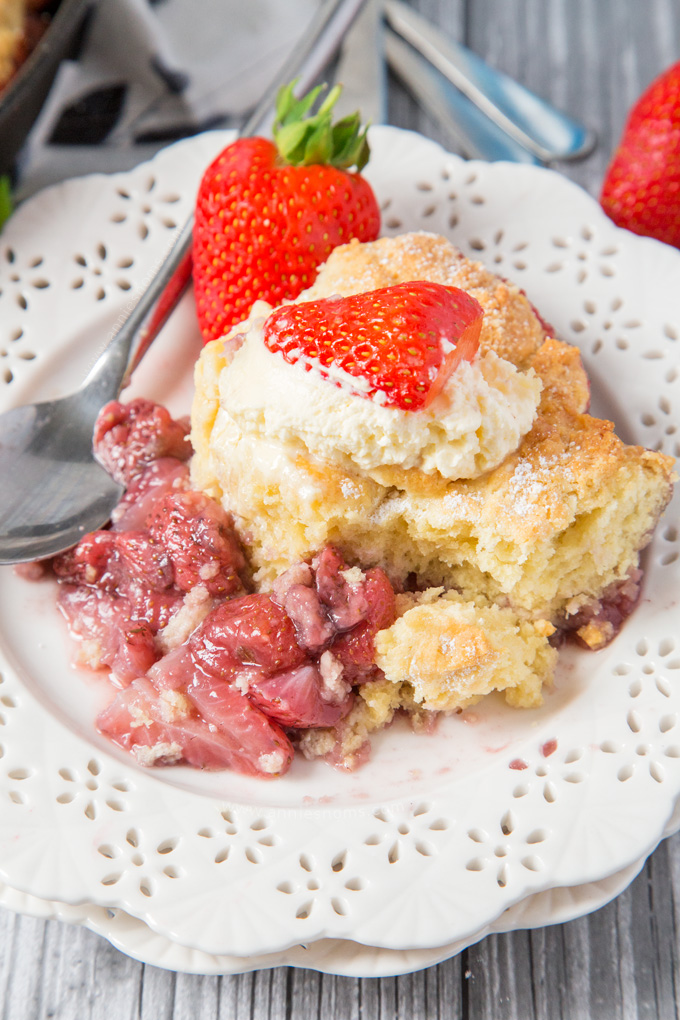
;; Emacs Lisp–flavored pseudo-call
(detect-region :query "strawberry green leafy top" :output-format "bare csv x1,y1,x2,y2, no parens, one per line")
273,79,371,171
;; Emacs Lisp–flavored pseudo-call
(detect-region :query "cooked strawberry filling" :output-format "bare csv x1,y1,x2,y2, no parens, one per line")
50,399,396,778
94,397,192,485
556,568,643,650
111,457,191,531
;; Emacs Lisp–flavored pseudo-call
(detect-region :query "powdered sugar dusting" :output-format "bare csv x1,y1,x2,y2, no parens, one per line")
505,450,577,516
506,459,549,516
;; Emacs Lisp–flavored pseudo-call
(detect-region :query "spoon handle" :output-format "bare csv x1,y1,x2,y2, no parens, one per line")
384,0,597,164
385,31,541,164
79,0,371,405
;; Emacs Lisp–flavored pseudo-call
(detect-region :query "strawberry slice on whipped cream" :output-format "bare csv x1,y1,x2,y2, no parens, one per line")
264,281,483,410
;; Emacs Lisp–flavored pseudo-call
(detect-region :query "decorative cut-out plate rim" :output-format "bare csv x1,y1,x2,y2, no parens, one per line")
0,843,657,976
0,126,679,965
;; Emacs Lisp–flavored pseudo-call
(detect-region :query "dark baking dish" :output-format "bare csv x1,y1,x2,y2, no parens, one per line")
0,0,95,175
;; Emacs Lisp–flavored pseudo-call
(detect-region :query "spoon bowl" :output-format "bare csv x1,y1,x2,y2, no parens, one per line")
0,213,195,566
0,395,124,563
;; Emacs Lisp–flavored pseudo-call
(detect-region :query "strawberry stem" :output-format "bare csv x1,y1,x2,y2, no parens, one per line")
273,79,370,171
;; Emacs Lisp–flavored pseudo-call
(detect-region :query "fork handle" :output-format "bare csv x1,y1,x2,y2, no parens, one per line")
81,0,370,404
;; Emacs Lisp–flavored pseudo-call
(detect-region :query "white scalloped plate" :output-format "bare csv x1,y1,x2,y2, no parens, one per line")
6,792,680,975
0,855,648,975
0,127,679,966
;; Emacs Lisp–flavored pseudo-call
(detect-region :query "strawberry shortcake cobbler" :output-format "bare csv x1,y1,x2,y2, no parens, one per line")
46,232,674,777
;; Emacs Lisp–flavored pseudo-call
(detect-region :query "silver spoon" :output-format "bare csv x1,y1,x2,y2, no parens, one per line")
0,0,369,565
384,0,596,163
384,31,543,164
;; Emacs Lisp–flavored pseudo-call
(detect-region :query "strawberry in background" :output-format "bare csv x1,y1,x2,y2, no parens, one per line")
193,80,381,344
600,61,680,248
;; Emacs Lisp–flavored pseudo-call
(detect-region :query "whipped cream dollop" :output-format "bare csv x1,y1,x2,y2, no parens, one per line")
219,302,542,481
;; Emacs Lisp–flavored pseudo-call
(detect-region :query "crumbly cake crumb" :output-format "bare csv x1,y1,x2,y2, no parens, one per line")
157,584,214,652
158,689,191,722
375,590,556,711
258,750,286,775
134,742,183,766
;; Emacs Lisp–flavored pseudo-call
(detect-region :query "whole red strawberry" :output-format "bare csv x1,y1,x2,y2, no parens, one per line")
193,81,381,343
263,281,483,411
600,61,680,248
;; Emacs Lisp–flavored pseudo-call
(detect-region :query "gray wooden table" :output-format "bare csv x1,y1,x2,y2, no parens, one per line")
2,1,680,1017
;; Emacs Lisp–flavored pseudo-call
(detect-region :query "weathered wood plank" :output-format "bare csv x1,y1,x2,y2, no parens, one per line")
1,914,46,1020
139,963,177,1020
